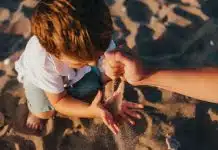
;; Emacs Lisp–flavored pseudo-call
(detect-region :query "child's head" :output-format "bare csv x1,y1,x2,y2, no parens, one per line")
31,0,113,68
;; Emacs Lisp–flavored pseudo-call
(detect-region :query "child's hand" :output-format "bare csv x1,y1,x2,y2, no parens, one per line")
104,92,144,125
89,91,120,135
99,107,120,135
119,100,144,125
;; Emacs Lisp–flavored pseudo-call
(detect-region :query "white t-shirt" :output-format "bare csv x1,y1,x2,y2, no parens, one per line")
15,35,116,93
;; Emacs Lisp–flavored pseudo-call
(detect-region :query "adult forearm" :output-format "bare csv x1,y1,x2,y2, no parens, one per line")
136,68,218,103
53,95,99,118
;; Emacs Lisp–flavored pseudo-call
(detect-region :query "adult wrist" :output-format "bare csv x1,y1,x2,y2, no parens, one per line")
130,69,157,86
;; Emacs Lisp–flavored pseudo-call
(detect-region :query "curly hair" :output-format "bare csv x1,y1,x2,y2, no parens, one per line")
31,0,113,61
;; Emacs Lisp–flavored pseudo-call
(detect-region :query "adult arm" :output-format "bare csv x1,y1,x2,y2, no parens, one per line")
136,68,218,103
103,51,218,103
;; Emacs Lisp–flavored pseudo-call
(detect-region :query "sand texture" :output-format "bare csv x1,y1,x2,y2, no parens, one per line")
1,0,218,150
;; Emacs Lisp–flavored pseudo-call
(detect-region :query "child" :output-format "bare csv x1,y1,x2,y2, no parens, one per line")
15,0,142,135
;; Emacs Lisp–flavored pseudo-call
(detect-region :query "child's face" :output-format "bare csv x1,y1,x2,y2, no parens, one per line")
59,51,104,69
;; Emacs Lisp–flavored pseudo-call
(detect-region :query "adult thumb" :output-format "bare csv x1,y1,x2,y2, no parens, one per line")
105,50,132,66
104,51,116,63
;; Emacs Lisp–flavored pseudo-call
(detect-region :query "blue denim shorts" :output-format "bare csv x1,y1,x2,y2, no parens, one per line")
23,68,102,114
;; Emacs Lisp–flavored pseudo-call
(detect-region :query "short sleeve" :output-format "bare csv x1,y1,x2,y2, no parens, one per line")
27,52,65,94
16,36,65,94
31,66,65,94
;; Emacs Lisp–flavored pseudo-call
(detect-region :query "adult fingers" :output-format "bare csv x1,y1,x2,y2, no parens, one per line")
102,58,125,68
102,59,124,74
104,51,134,66
105,68,124,80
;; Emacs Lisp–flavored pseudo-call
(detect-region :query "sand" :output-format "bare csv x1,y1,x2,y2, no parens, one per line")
1,0,218,150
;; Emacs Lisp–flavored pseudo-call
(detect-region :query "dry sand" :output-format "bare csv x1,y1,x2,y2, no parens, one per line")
1,0,218,150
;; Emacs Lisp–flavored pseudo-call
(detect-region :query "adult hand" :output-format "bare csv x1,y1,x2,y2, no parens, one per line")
103,50,147,85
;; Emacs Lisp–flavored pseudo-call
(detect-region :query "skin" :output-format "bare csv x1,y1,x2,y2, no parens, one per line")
27,51,143,135
103,50,218,103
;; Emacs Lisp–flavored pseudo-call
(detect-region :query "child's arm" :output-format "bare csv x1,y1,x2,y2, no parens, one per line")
45,90,101,118
45,90,119,134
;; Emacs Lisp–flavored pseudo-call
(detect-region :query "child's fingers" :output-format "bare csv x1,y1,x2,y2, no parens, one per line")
112,91,121,97
124,109,141,119
103,91,121,106
92,90,102,105
105,120,117,135
108,125,117,135
112,122,120,134
120,113,135,125
105,119,116,134
125,101,144,109
104,112,119,134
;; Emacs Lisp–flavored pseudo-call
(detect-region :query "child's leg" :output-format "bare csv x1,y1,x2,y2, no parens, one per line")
66,67,102,102
23,79,55,130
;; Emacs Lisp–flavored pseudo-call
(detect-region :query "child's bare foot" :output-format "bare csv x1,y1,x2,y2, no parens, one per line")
13,110,55,135
26,112,44,132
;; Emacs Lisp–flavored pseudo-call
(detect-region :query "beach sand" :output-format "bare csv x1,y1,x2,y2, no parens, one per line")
1,0,218,149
